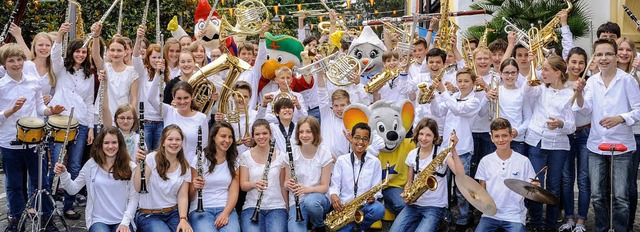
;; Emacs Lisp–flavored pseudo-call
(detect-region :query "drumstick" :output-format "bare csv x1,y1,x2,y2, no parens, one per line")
532,166,548,181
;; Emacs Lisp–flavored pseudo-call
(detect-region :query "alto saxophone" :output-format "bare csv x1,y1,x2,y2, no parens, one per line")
364,68,399,94
417,63,455,104
324,162,390,232
404,130,456,205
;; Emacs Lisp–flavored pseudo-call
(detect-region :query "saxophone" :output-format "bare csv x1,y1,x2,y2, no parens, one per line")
363,68,399,94
325,162,390,232
417,63,455,104
404,130,456,205
431,0,459,54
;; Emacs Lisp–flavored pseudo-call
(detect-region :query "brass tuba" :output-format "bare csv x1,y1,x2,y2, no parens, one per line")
219,0,270,40
188,53,252,115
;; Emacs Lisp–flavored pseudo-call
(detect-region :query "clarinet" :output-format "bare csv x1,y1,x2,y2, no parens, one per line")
138,102,148,193
286,140,304,222
195,126,204,212
250,140,275,222
623,5,640,27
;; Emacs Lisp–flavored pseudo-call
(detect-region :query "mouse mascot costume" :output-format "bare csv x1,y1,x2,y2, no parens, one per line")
343,100,415,216
348,26,386,85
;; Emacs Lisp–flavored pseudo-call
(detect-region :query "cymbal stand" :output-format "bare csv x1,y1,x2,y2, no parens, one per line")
18,132,69,231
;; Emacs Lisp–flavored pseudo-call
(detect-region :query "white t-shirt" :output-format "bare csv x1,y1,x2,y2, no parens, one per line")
498,86,531,142
163,107,209,164
239,149,287,210
189,157,236,210
96,63,139,120
283,145,333,206
475,151,535,225
139,152,192,209
92,168,128,225
405,147,448,207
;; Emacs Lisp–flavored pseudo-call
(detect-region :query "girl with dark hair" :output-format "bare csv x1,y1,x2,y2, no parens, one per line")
48,22,97,220
485,58,532,155
134,125,193,232
558,47,591,232
53,126,138,232
146,77,209,163
188,122,240,232
390,118,463,232
239,119,288,232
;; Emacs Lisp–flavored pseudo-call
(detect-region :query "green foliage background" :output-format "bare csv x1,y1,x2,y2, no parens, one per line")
466,0,591,45
1,0,406,45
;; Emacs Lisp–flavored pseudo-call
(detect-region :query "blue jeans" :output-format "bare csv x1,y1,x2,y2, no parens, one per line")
49,124,88,211
288,193,330,231
389,205,445,232
382,187,406,215
189,207,239,232
562,128,590,221
629,134,640,228
88,222,133,232
135,209,180,232
527,142,568,227
448,152,471,225
471,132,495,177
475,217,525,232
240,208,287,232
335,201,385,232
143,121,164,151
589,151,632,232
510,141,527,157
1,147,53,218
308,106,321,125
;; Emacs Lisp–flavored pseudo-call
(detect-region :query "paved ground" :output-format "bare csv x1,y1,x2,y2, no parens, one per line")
0,173,638,232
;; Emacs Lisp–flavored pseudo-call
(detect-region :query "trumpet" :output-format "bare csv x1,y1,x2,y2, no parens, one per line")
502,17,552,55
82,0,122,47
527,27,542,86
251,140,275,222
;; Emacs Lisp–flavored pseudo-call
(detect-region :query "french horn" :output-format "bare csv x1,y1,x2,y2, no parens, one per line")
219,0,270,40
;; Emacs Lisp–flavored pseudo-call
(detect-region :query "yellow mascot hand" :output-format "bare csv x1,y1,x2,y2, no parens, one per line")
167,16,179,31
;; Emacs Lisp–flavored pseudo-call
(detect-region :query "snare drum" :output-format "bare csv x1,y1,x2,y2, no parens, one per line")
16,117,46,144
47,115,79,143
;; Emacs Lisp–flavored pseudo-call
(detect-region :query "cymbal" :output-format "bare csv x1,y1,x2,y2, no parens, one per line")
455,175,497,216
504,179,560,205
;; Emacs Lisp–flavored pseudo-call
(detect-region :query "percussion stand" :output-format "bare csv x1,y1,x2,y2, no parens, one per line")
598,143,627,232
18,133,69,232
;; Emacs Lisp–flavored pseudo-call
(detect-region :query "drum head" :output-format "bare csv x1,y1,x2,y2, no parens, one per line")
48,115,79,128
17,117,45,129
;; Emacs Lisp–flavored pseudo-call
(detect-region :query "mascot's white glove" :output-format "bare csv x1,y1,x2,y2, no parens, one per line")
366,131,385,156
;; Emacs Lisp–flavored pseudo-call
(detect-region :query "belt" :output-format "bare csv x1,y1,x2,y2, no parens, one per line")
576,124,591,131
308,106,319,111
143,120,163,124
138,205,178,214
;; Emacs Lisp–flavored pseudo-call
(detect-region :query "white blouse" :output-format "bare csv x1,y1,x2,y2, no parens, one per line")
523,84,576,151
23,60,53,97
283,145,333,206
96,63,138,121
240,149,287,210
138,152,192,209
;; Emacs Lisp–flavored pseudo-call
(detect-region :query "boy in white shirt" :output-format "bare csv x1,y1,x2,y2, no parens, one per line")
475,118,536,232
329,122,385,232
259,66,307,124
372,51,415,103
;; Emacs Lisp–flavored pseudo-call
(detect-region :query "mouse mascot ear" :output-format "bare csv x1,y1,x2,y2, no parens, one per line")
342,103,372,132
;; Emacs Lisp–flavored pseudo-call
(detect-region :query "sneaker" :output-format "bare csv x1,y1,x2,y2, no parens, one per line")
4,217,18,232
75,194,87,207
558,222,575,232
571,225,586,232
63,210,81,220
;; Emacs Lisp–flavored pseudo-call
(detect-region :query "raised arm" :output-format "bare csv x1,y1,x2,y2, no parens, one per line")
91,23,105,71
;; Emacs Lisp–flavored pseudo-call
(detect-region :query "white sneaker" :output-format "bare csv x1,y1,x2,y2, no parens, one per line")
558,222,574,232
571,225,586,232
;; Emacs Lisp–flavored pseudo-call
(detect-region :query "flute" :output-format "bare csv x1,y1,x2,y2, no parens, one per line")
195,126,204,212
158,34,165,115
116,0,124,35
138,102,148,193
251,140,275,222
141,0,150,26
51,107,75,194
286,140,304,222
82,0,122,48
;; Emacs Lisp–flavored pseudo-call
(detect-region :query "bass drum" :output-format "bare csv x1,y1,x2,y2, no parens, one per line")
47,115,79,143
16,117,46,144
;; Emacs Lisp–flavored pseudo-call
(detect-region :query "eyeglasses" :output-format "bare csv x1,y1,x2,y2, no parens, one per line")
117,116,134,121
211,55,221,59
502,71,518,77
353,136,370,142
594,52,616,58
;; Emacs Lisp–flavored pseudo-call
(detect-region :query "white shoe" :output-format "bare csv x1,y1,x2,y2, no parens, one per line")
558,222,574,232
571,225,586,232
